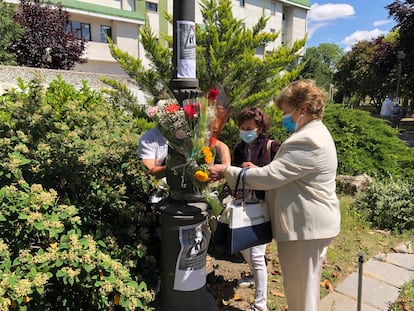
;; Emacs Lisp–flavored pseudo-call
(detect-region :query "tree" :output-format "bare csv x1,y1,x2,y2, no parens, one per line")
387,0,414,99
300,43,344,93
333,35,398,110
7,0,86,70
108,0,306,108
0,0,23,65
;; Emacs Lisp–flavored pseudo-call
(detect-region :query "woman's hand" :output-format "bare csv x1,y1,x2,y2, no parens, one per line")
241,161,257,168
208,164,228,182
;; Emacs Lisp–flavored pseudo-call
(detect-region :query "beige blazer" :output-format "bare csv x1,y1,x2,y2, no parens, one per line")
224,120,340,242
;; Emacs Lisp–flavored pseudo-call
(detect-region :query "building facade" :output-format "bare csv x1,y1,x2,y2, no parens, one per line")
5,0,310,75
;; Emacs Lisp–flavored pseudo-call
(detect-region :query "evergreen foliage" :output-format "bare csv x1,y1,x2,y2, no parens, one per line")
323,104,414,180
108,0,306,110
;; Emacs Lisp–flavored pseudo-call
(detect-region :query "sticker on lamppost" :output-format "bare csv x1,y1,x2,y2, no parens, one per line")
174,221,210,291
177,20,196,78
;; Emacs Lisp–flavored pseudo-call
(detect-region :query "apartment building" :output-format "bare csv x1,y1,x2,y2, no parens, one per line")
5,0,310,75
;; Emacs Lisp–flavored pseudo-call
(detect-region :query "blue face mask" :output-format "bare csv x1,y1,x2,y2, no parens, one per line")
239,130,258,144
282,110,297,133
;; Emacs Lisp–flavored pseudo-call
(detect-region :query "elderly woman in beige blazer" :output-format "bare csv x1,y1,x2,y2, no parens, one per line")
209,80,340,311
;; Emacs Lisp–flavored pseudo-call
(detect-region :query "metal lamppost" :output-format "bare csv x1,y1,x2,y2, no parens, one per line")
396,50,406,106
154,1,218,310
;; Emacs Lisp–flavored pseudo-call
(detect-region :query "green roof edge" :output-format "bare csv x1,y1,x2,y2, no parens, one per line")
280,0,311,9
48,0,145,22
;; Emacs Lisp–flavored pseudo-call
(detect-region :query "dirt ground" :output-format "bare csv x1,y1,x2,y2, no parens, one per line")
205,244,287,311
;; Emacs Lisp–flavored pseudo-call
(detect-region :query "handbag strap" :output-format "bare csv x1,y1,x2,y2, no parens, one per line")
233,167,249,205
267,139,273,160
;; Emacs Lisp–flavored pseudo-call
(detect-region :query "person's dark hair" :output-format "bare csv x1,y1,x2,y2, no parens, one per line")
235,107,270,137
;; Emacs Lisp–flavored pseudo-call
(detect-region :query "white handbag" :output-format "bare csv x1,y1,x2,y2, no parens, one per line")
213,168,272,254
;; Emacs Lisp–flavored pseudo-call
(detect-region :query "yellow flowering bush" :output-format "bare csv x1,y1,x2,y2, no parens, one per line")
0,77,158,310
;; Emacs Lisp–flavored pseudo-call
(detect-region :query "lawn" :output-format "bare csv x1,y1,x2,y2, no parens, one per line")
265,195,414,310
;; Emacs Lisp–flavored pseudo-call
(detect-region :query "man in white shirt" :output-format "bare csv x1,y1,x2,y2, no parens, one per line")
138,126,231,179
380,95,400,127
138,126,168,179
380,95,399,117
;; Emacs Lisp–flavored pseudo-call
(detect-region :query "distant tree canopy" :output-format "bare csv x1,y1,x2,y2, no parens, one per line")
0,0,23,65
300,43,344,94
333,35,398,110
387,0,414,99
7,0,86,70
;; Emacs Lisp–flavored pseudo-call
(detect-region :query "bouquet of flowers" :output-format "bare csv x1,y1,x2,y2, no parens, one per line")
147,87,230,204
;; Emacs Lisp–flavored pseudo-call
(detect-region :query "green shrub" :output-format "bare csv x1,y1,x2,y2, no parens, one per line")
0,77,159,309
220,104,414,181
352,178,414,232
0,178,153,310
323,104,413,180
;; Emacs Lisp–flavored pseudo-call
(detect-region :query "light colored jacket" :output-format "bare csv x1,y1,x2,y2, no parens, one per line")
224,120,340,242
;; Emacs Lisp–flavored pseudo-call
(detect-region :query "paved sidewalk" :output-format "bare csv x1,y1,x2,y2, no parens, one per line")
320,251,414,311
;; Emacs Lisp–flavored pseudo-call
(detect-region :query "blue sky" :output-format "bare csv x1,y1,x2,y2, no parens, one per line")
307,0,397,51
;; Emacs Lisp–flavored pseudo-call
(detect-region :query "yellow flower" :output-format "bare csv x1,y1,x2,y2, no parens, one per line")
23,296,31,303
50,241,58,249
194,170,209,182
202,146,213,164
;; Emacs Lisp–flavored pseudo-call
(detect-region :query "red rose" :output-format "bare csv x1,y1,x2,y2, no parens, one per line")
208,89,219,101
184,103,199,120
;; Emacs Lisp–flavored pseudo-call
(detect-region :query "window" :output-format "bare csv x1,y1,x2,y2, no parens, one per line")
66,21,91,41
100,26,112,43
146,1,158,12
239,0,245,7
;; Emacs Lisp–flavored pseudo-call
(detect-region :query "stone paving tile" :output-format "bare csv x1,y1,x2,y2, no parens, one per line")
321,252,414,311
319,292,381,311
363,258,414,287
375,253,414,271
335,272,400,311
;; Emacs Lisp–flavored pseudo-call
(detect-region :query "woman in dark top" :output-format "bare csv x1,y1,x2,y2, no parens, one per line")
233,107,280,311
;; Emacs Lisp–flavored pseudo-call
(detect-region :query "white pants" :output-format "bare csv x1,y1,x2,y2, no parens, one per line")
240,243,268,311
277,238,332,311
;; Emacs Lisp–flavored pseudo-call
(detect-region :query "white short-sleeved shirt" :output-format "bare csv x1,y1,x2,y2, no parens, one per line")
137,127,168,166
380,98,398,116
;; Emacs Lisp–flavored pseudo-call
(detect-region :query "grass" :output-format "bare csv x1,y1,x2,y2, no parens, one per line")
265,194,414,311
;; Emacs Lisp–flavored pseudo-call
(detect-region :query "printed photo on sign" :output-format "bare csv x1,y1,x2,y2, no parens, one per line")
177,20,196,78
173,221,210,291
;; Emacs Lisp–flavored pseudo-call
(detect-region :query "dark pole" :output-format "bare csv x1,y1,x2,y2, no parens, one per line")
396,51,406,106
357,253,364,311
170,0,199,104
153,1,218,311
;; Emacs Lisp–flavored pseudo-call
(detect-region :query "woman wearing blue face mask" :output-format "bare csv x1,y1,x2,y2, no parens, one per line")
209,80,340,311
233,107,280,311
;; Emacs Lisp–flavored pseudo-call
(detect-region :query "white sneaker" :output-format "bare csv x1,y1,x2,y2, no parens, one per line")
246,305,268,311
237,275,254,288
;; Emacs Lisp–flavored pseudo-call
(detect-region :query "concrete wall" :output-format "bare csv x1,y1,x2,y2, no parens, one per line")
0,65,148,104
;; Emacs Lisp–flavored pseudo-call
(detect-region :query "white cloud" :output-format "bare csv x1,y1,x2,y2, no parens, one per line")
342,28,387,51
307,3,355,40
373,19,392,27
308,3,355,22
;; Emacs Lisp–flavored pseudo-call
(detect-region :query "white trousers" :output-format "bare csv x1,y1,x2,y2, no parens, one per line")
277,238,332,311
240,243,268,311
